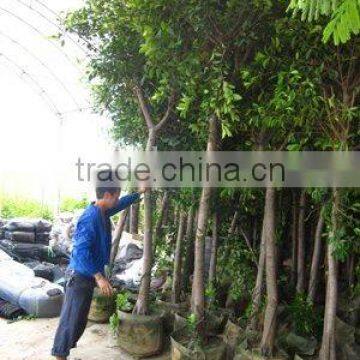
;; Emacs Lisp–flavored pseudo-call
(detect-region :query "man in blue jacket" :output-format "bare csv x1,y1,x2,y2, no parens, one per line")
52,181,143,359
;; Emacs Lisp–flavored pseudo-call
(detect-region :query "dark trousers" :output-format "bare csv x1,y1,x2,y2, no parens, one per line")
51,271,95,357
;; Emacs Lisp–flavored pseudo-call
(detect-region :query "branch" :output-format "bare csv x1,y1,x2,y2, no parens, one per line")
349,71,360,92
134,85,154,129
238,224,259,268
154,92,176,131
109,209,128,272
279,132,293,151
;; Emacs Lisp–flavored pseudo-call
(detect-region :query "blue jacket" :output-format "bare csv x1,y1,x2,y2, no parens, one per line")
69,193,140,278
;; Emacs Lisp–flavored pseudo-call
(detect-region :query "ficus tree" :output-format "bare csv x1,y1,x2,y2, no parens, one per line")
63,1,360,358
64,0,183,315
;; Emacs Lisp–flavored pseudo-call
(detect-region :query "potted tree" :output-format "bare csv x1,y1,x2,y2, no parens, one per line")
170,115,227,359
64,1,180,356
88,287,116,323
109,291,164,357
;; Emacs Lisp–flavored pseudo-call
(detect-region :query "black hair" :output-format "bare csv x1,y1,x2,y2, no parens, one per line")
95,169,121,199
95,186,120,200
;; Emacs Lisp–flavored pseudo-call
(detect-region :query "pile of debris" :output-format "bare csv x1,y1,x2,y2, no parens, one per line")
0,217,68,319
3,218,52,244
50,211,83,254
0,248,64,318
0,217,70,287
0,213,164,320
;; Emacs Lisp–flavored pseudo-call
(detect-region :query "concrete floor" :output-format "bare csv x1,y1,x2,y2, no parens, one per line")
0,317,170,360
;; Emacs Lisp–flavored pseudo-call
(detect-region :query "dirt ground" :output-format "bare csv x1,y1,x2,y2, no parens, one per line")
0,317,170,360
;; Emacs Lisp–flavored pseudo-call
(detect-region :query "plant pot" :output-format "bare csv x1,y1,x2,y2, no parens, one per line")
171,331,226,360
156,300,189,333
207,309,230,334
223,319,242,359
174,312,190,332
156,299,189,312
174,310,229,335
114,309,164,357
234,346,289,360
88,288,115,323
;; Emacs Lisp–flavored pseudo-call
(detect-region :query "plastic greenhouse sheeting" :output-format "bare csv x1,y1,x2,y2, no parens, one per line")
0,249,64,317
0,218,5,239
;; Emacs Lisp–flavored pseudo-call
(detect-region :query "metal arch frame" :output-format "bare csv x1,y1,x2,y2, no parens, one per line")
0,6,82,74
0,30,81,109
0,51,62,118
30,0,100,53
3,1,179,122
0,52,96,118
14,0,96,56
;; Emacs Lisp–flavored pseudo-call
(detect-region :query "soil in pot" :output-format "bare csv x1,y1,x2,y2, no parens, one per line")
207,309,231,334
174,309,229,335
156,300,189,334
171,329,226,360
223,319,242,359
88,288,115,323
234,346,289,360
113,309,165,357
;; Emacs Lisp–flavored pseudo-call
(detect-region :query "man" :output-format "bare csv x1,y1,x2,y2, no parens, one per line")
51,181,143,359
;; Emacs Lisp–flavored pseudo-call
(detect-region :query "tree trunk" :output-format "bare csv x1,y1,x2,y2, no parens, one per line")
228,210,239,235
130,202,139,235
248,198,266,331
307,206,325,303
291,190,298,287
162,193,170,229
296,190,306,294
191,114,220,337
319,188,339,360
155,191,169,239
132,86,174,315
174,204,179,231
109,208,129,272
208,209,219,286
125,210,131,232
172,211,187,304
133,131,156,315
260,187,278,356
192,186,212,335
252,216,258,249
347,254,355,289
224,207,240,306
249,236,266,330
182,205,195,291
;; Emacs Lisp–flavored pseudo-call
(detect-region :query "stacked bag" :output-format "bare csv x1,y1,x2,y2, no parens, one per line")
0,218,5,239
0,249,64,317
3,218,52,245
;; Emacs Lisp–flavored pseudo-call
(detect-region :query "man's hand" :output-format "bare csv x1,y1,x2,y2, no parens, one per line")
138,187,147,194
94,273,113,296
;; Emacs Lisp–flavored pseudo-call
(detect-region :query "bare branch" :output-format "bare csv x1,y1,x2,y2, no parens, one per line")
134,85,154,129
154,92,176,131
238,224,259,268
